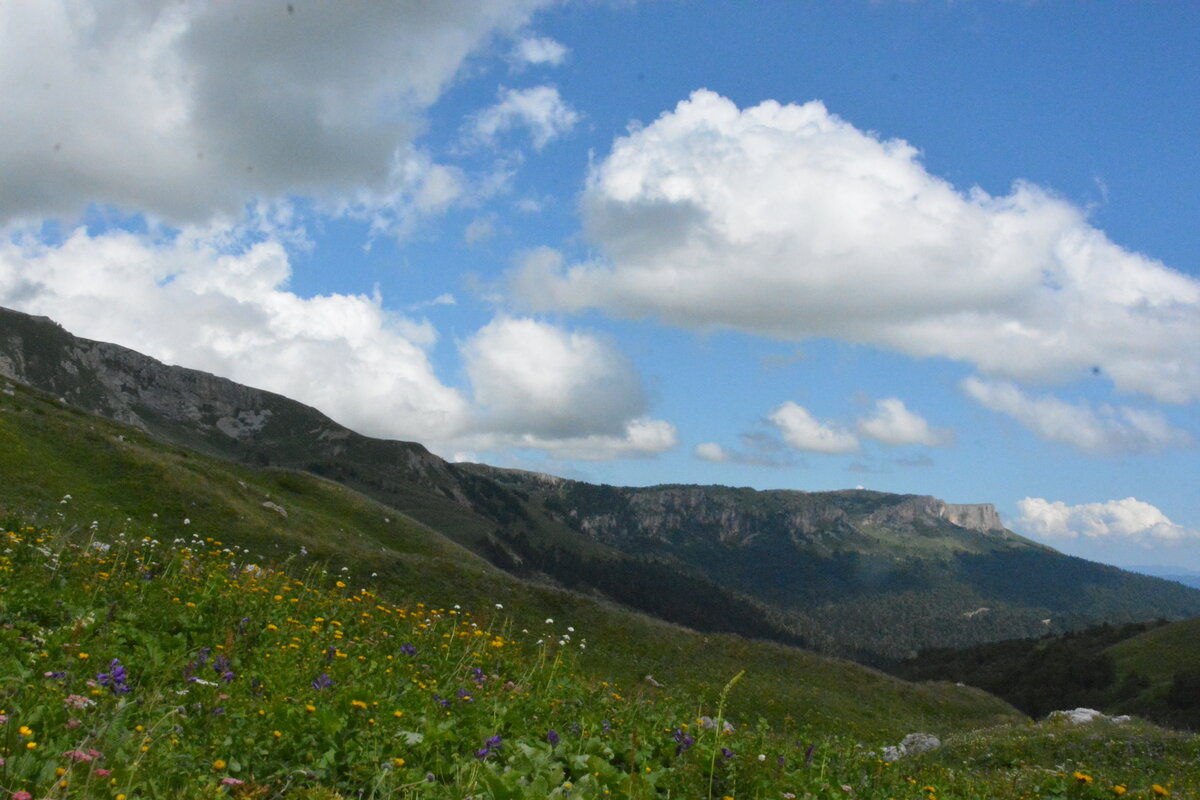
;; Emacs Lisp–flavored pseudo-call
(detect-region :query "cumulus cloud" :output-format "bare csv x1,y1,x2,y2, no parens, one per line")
1017,497,1199,544
769,402,860,454
0,223,469,440
509,89,1200,404
461,316,649,439
0,0,554,224
0,225,674,460
512,35,568,67
468,86,581,150
962,377,1191,455
857,397,952,447
484,417,678,461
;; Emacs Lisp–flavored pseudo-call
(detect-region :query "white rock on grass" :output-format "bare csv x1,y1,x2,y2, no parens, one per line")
1045,708,1132,725
881,732,941,761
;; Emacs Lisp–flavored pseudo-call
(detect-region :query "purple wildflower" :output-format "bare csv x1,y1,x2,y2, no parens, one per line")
312,672,333,691
721,747,735,760
457,688,473,702
96,659,131,695
547,729,560,747
475,733,503,760
399,643,417,657
673,728,694,755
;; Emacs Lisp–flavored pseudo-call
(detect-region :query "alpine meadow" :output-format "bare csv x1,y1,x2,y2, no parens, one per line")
3,3,1200,799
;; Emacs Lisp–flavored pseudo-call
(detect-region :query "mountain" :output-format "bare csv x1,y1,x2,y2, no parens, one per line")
4,303,1200,663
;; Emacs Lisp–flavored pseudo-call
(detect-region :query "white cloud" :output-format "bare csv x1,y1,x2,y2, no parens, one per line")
461,316,648,439
0,223,470,440
695,442,731,462
0,0,554,224
1017,497,1199,544
485,417,678,461
509,89,1200,404
769,401,859,454
857,397,952,447
468,86,581,150
962,377,1191,455
512,35,568,67
0,225,675,461
465,216,497,245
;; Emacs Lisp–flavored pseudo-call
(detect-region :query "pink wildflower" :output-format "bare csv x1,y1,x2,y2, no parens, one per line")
64,694,93,709
221,778,244,786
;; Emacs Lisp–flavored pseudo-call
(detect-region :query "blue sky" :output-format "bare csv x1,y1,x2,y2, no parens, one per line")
2,1,1198,570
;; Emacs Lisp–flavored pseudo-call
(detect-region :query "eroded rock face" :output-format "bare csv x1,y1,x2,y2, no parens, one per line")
866,496,1003,533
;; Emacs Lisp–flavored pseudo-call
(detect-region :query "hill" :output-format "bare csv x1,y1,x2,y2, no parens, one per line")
890,616,1200,731
4,304,1200,664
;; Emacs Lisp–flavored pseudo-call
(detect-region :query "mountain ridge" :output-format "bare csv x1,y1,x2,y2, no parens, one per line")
3,303,1199,662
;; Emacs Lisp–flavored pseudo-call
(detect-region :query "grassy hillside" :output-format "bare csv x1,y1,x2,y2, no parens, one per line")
0,377,1015,741
3,519,1197,799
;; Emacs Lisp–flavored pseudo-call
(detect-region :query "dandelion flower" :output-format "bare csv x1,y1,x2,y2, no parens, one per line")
213,759,226,770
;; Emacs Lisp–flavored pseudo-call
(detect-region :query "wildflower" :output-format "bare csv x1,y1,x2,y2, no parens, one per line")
97,658,132,695
13,791,33,800
1112,787,1127,796
476,733,503,760
213,759,227,770
1153,786,1170,797
399,643,417,657
547,729,560,747
673,728,694,755
351,699,368,710
721,747,734,760
312,672,333,691
1074,772,1094,784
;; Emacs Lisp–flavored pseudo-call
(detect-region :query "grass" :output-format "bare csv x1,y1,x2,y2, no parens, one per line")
1,523,1196,799
1107,618,1200,687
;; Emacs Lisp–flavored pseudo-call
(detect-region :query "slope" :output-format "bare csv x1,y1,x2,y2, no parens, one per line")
0,375,1017,740
4,304,1200,665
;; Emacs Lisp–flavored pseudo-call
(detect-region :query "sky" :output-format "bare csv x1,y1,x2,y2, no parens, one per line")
2,1,1199,571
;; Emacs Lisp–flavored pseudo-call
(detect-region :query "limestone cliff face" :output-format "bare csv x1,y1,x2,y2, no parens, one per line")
865,496,1004,533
